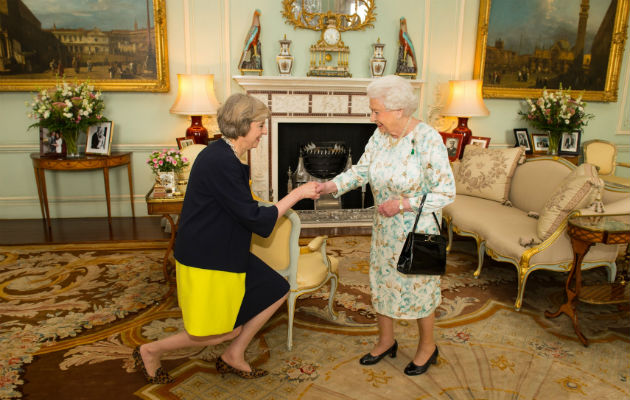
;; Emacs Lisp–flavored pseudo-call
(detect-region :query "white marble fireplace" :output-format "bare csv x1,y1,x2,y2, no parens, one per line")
233,76,423,202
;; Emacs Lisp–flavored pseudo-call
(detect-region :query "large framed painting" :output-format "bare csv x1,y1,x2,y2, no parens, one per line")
0,0,169,92
473,0,629,101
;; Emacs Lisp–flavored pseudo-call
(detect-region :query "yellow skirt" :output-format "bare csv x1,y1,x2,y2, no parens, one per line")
176,261,246,336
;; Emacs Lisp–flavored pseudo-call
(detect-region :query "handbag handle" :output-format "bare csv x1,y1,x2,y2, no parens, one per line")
410,194,441,233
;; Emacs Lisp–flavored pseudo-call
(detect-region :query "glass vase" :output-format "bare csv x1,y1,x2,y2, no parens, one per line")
547,130,562,156
62,128,81,158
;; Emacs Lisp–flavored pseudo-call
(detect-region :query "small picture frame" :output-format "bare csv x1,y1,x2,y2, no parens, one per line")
559,130,581,156
86,121,113,155
176,136,195,150
513,128,532,153
469,136,491,148
531,133,550,154
439,132,465,162
39,127,65,156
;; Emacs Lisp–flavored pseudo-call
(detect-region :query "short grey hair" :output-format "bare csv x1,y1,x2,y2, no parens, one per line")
217,93,270,139
366,75,418,117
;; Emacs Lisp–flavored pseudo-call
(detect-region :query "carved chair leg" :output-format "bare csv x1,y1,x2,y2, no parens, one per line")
473,241,486,278
327,274,339,320
286,293,298,351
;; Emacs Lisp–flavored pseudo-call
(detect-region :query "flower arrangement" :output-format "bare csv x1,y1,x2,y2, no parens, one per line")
519,87,593,153
146,149,189,173
28,80,107,155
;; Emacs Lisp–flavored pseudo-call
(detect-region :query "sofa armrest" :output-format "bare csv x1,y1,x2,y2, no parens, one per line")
576,198,630,216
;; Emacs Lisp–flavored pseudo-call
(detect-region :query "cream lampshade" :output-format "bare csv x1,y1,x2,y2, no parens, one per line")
441,80,489,154
170,74,220,145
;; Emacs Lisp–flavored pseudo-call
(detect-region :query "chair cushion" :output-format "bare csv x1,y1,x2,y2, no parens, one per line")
250,216,292,271
297,252,331,289
537,164,603,240
455,146,525,203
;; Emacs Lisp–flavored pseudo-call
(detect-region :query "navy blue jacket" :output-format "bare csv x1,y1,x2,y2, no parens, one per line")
174,139,278,272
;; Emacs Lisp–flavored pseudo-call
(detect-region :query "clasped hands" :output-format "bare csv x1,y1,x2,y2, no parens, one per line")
295,181,336,200
297,182,401,218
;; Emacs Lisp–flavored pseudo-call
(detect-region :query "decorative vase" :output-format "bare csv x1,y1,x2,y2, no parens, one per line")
158,171,176,197
547,130,562,156
62,128,81,158
370,38,386,78
276,34,294,76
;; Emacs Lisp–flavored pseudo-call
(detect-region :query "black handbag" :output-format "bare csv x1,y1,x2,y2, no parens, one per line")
396,194,447,275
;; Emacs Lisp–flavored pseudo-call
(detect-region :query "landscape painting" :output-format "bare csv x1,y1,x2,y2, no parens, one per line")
473,0,629,101
0,0,169,91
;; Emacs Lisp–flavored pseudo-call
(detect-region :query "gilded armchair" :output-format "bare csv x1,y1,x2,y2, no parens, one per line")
251,204,338,350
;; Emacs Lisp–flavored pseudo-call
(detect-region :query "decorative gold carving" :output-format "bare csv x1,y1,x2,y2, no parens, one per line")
282,0,376,32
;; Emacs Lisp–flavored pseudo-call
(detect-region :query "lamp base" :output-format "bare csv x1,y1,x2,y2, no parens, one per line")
452,117,472,158
186,116,209,145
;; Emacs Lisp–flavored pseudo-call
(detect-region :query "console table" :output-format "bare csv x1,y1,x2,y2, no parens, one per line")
31,152,135,229
544,213,630,346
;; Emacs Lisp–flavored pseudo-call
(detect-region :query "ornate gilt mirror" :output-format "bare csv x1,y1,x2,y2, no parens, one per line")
281,0,376,31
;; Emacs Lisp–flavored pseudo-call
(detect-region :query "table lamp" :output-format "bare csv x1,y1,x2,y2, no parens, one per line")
441,80,489,152
170,74,220,145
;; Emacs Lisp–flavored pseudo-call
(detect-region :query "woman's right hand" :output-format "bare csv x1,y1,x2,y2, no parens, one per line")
315,181,337,195
293,181,321,200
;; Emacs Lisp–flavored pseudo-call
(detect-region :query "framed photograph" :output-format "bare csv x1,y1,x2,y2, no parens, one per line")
0,0,168,92
513,128,532,153
473,0,629,101
176,137,195,150
439,132,465,162
469,136,491,148
559,130,581,156
86,122,114,155
39,127,65,156
531,133,550,154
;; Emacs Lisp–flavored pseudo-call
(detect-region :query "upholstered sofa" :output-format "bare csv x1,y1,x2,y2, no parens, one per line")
443,146,629,311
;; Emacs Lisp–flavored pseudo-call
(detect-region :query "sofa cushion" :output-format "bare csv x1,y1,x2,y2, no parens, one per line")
537,164,603,240
455,146,525,203
445,195,535,245
509,158,573,213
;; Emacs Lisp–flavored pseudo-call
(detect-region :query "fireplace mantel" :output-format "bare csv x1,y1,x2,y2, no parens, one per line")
233,75,423,92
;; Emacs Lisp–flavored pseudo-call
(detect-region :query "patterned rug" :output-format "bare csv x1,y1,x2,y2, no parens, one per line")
0,237,628,399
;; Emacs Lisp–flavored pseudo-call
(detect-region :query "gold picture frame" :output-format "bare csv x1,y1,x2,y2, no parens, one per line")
0,0,169,92
473,0,629,102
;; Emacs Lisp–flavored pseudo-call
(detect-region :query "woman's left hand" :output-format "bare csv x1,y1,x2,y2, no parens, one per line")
377,198,400,218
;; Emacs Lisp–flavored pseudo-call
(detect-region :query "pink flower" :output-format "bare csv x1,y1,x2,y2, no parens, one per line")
52,102,66,110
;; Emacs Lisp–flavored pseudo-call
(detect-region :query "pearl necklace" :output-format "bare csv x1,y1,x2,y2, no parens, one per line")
388,117,412,148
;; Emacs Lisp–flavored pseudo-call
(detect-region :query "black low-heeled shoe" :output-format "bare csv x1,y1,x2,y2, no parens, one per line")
359,340,398,365
404,346,439,376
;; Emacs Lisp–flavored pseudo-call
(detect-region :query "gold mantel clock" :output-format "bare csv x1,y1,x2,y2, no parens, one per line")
307,19,351,78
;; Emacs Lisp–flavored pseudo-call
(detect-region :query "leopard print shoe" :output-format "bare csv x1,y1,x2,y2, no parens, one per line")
215,356,268,379
132,346,174,384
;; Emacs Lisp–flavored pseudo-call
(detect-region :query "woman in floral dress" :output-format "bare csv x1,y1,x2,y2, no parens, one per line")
318,75,455,376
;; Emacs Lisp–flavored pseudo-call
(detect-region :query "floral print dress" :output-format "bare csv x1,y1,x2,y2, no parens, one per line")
332,122,455,319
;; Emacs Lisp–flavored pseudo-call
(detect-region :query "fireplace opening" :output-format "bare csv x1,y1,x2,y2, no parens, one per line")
277,122,376,210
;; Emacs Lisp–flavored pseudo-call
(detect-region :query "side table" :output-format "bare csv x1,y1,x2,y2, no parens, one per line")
31,152,135,229
544,213,630,346
145,188,183,281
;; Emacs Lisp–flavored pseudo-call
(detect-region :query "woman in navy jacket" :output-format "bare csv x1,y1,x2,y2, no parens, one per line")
134,94,320,383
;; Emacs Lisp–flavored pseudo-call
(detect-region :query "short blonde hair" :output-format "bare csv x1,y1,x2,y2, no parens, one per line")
366,75,417,117
217,93,270,139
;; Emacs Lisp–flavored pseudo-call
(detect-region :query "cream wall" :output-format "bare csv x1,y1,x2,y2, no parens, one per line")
0,0,628,219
